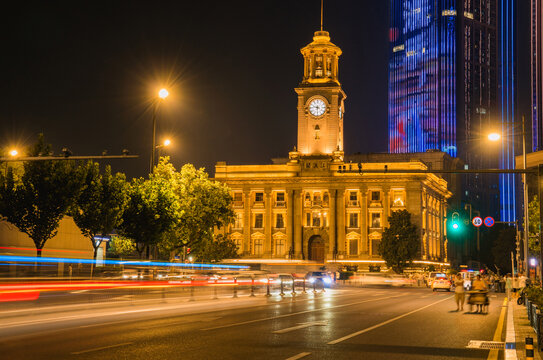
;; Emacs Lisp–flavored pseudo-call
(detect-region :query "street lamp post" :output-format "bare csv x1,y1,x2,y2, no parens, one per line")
155,139,171,164
488,115,529,275
150,88,169,174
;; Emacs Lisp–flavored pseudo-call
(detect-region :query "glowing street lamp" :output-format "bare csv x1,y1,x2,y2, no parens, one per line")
9,149,18,157
156,139,172,161
158,88,169,99
487,133,501,142
150,88,169,173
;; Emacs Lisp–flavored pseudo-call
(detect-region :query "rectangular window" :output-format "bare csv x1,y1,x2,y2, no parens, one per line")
275,213,284,228
254,192,264,202
312,213,321,227
275,239,285,256
306,213,311,226
371,191,380,201
234,213,243,229
371,239,380,256
233,192,242,202
349,213,359,228
371,213,381,228
349,191,358,201
349,239,358,255
392,191,405,207
254,239,263,255
254,214,263,228
276,192,285,202
322,214,327,227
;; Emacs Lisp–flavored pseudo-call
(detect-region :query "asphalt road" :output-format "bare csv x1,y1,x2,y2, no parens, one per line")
0,286,506,360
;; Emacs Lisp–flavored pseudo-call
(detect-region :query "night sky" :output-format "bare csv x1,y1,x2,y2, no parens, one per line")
0,1,531,179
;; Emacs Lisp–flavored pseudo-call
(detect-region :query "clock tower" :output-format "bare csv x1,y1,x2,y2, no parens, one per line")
295,29,346,157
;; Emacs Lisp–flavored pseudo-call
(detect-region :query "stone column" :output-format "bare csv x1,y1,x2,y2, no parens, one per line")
287,189,294,258
360,187,368,254
337,188,346,256
293,190,303,259
383,186,390,228
243,191,251,256
265,190,273,257
329,189,336,259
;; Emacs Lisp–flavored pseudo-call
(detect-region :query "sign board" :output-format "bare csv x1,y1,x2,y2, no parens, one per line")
484,216,495,227
472,217,483,227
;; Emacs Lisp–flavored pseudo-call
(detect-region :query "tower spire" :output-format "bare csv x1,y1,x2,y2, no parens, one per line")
320,0,324,31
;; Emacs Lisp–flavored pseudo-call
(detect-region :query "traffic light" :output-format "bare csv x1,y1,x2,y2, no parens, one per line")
451,212,461,232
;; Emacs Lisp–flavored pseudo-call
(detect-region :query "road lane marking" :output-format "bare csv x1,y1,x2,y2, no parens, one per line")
504,301,517,360
285,352,311,360
138,316,222,330
327,296,450,345
202,295,406,331
273,321,327,334
71,342,133,355
487,298,508,360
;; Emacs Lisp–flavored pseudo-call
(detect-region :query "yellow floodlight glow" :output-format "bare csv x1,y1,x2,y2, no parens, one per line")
163,139,171,147
9,149,18,157
158,88,169,99
488,133,501,142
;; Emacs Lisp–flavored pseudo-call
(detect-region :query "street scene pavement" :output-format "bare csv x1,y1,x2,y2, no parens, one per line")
0,286,508,360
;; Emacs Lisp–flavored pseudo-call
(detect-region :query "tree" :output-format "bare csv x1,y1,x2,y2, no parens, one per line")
71,162,129,259
119,159,181,258
191,234,240,263
0,135,84,257
108,235,136,258
527,196,540,253
159,162,235,257
378,210,420,273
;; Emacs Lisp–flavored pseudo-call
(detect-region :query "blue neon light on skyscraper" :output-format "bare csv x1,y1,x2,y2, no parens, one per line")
499,0,517,222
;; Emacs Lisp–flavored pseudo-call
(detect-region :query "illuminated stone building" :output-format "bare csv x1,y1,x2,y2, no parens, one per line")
215,27,452,267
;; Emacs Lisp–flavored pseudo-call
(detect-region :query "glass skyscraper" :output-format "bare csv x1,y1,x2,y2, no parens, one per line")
388,0,517,222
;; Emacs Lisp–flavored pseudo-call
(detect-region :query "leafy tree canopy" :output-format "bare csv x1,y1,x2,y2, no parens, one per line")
378,209,420,273
0,134,84,256
191,234,240,263
71,162,129,258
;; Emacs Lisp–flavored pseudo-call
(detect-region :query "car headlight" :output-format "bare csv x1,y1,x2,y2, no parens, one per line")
324,277,332,284
309,278,315,284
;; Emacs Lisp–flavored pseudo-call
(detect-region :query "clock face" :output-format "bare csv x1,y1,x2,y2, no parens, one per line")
309,99,326,117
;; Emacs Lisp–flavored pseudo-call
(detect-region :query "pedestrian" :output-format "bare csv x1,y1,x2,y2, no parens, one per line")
505,273,513,301
471,275,488,313
454,274,465,311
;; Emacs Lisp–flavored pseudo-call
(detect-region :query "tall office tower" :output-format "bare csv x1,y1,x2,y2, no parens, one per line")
388,0,517,222
532,0,543,151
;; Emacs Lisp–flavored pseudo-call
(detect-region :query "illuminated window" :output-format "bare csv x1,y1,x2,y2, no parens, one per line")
306,212,311,226
254,214,263,228
371,213,381,228
322,213,328,227
312,212,321,227
275,239,285,256
255,192,264,203
441,9,457,16
349,191,358,201
371,191,380,201
254,239,263,255
275,214,285,228
234,213,243,229
349,213,359,228
393,191,405,207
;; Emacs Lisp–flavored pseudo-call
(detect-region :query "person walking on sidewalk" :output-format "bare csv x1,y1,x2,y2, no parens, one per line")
454,274,465,311
505,273,513,301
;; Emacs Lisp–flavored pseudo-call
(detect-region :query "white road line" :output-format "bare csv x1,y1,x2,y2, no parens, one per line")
273,321,327,334
71,342,133,355
202,294,406,331
285,352,311,360
327,296,451,345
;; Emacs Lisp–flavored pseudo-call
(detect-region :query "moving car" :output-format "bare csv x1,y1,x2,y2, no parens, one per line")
306,271,333,288
431,277,451,291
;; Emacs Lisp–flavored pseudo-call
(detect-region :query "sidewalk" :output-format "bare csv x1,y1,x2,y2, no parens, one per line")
513,298,542,360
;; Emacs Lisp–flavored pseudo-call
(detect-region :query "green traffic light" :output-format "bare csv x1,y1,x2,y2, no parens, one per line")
452,223,459,230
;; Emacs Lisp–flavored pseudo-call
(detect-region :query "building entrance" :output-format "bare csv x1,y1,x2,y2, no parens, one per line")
308,235,325,262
